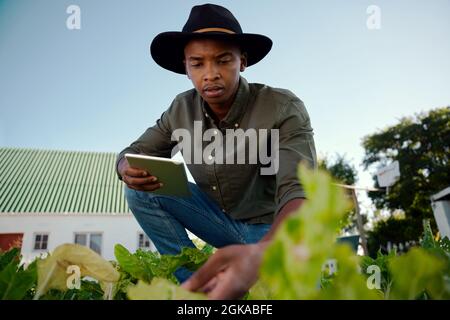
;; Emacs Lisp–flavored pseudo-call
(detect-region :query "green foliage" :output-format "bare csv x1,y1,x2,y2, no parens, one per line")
114,244,212,286
389,248,447,299
0,248,36,300
360,220,450,300
251,165,450,300
0,247,21,270
1,166,449,300
114,244,153,283
363,106,450,247
319,154,358,186
366,217,422,257
127,278,206,300
39,280,105,300
252,163,378,299
320,245,378,299
360,249,396,298
0,243,212,300
319,154,361,234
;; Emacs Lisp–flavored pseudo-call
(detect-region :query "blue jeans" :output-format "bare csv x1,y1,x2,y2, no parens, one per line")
124,182,271,283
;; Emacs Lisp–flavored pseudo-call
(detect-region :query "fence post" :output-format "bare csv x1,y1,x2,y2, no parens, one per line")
351,189,369,255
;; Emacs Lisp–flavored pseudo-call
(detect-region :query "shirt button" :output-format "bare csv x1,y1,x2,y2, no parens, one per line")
212,186,217,191
222,208,226,213
234,123,239,128
208,155,213,161
205,113,209,118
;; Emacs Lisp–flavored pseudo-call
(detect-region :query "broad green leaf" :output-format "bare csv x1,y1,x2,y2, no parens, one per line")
259,163,353,299
0,247,21,271
0,260,36,300
114,244,153,282
127,278,206,300
389,247,448,300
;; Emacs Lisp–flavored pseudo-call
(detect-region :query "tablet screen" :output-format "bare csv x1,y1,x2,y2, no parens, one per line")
124,153,191,197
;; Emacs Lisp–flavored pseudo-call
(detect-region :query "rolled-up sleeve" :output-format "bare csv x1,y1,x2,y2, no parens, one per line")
274,98,317,215
115,103,176,180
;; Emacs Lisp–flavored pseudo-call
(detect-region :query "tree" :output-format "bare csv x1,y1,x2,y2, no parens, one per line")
362,106,450,255
319,154,358,186
319,154,360,234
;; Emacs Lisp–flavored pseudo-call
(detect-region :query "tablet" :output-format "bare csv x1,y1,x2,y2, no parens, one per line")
124,153,191,197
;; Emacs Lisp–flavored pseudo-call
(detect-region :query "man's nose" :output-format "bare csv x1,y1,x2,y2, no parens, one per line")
203,62,220,82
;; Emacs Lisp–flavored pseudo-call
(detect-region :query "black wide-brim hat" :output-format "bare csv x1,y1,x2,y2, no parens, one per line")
150,3,273,74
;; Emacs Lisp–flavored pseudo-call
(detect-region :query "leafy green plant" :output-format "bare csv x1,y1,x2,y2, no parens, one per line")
251,164,450,300
114,245,212,285
252,163,378,299
0,248,36,300
0,243,211,300
360,220,450,300
1,165,448,300
127,278,206,300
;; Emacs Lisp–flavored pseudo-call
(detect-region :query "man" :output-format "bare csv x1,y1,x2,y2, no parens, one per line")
116,4,317,299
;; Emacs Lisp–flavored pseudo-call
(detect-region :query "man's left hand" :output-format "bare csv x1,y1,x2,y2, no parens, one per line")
181,242,268,299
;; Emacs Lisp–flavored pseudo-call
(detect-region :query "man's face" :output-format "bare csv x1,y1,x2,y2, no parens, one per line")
184,38,247,107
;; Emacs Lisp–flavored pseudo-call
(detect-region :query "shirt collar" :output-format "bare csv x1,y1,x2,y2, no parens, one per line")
200,76,250,128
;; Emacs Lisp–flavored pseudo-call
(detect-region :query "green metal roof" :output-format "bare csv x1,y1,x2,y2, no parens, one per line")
0,148,130,214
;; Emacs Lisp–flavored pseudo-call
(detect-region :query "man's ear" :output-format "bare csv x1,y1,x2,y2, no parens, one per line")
240,52,248,72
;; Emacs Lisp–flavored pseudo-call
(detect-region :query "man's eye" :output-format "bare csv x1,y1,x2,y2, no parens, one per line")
219,60,230,64
191,63,201,67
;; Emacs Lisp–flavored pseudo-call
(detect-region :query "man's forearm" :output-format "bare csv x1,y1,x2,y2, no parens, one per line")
260,198,305,242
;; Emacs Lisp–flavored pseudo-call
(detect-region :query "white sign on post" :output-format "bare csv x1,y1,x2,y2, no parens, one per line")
376,161,400,188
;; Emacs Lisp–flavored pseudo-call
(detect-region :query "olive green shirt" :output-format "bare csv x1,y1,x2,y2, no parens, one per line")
116,76,317,224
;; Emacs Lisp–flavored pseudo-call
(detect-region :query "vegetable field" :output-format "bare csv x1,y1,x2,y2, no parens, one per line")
1,165,449,300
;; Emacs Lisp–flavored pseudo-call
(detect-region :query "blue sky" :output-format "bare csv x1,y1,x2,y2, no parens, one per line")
1,0,449,190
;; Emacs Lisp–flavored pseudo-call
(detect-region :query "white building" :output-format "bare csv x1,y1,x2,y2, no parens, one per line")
0,147,156,262
431,186,450,239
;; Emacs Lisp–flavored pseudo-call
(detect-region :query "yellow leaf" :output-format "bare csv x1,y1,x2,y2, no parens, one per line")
34,243,119,299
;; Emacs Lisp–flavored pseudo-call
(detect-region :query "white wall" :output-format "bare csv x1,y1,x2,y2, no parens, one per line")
432,200,450,239
0,213,156,262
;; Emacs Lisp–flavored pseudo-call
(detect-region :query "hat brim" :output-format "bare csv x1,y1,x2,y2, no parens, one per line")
150,32,273,74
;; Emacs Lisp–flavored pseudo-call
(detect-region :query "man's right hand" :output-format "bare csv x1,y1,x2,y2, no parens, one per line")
118,157,162,192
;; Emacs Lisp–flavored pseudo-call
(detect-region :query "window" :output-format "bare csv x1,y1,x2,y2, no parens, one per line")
74,232,102,255
33,233,49,250
138,232,153,250
90,234,102,255
74,233,87,246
